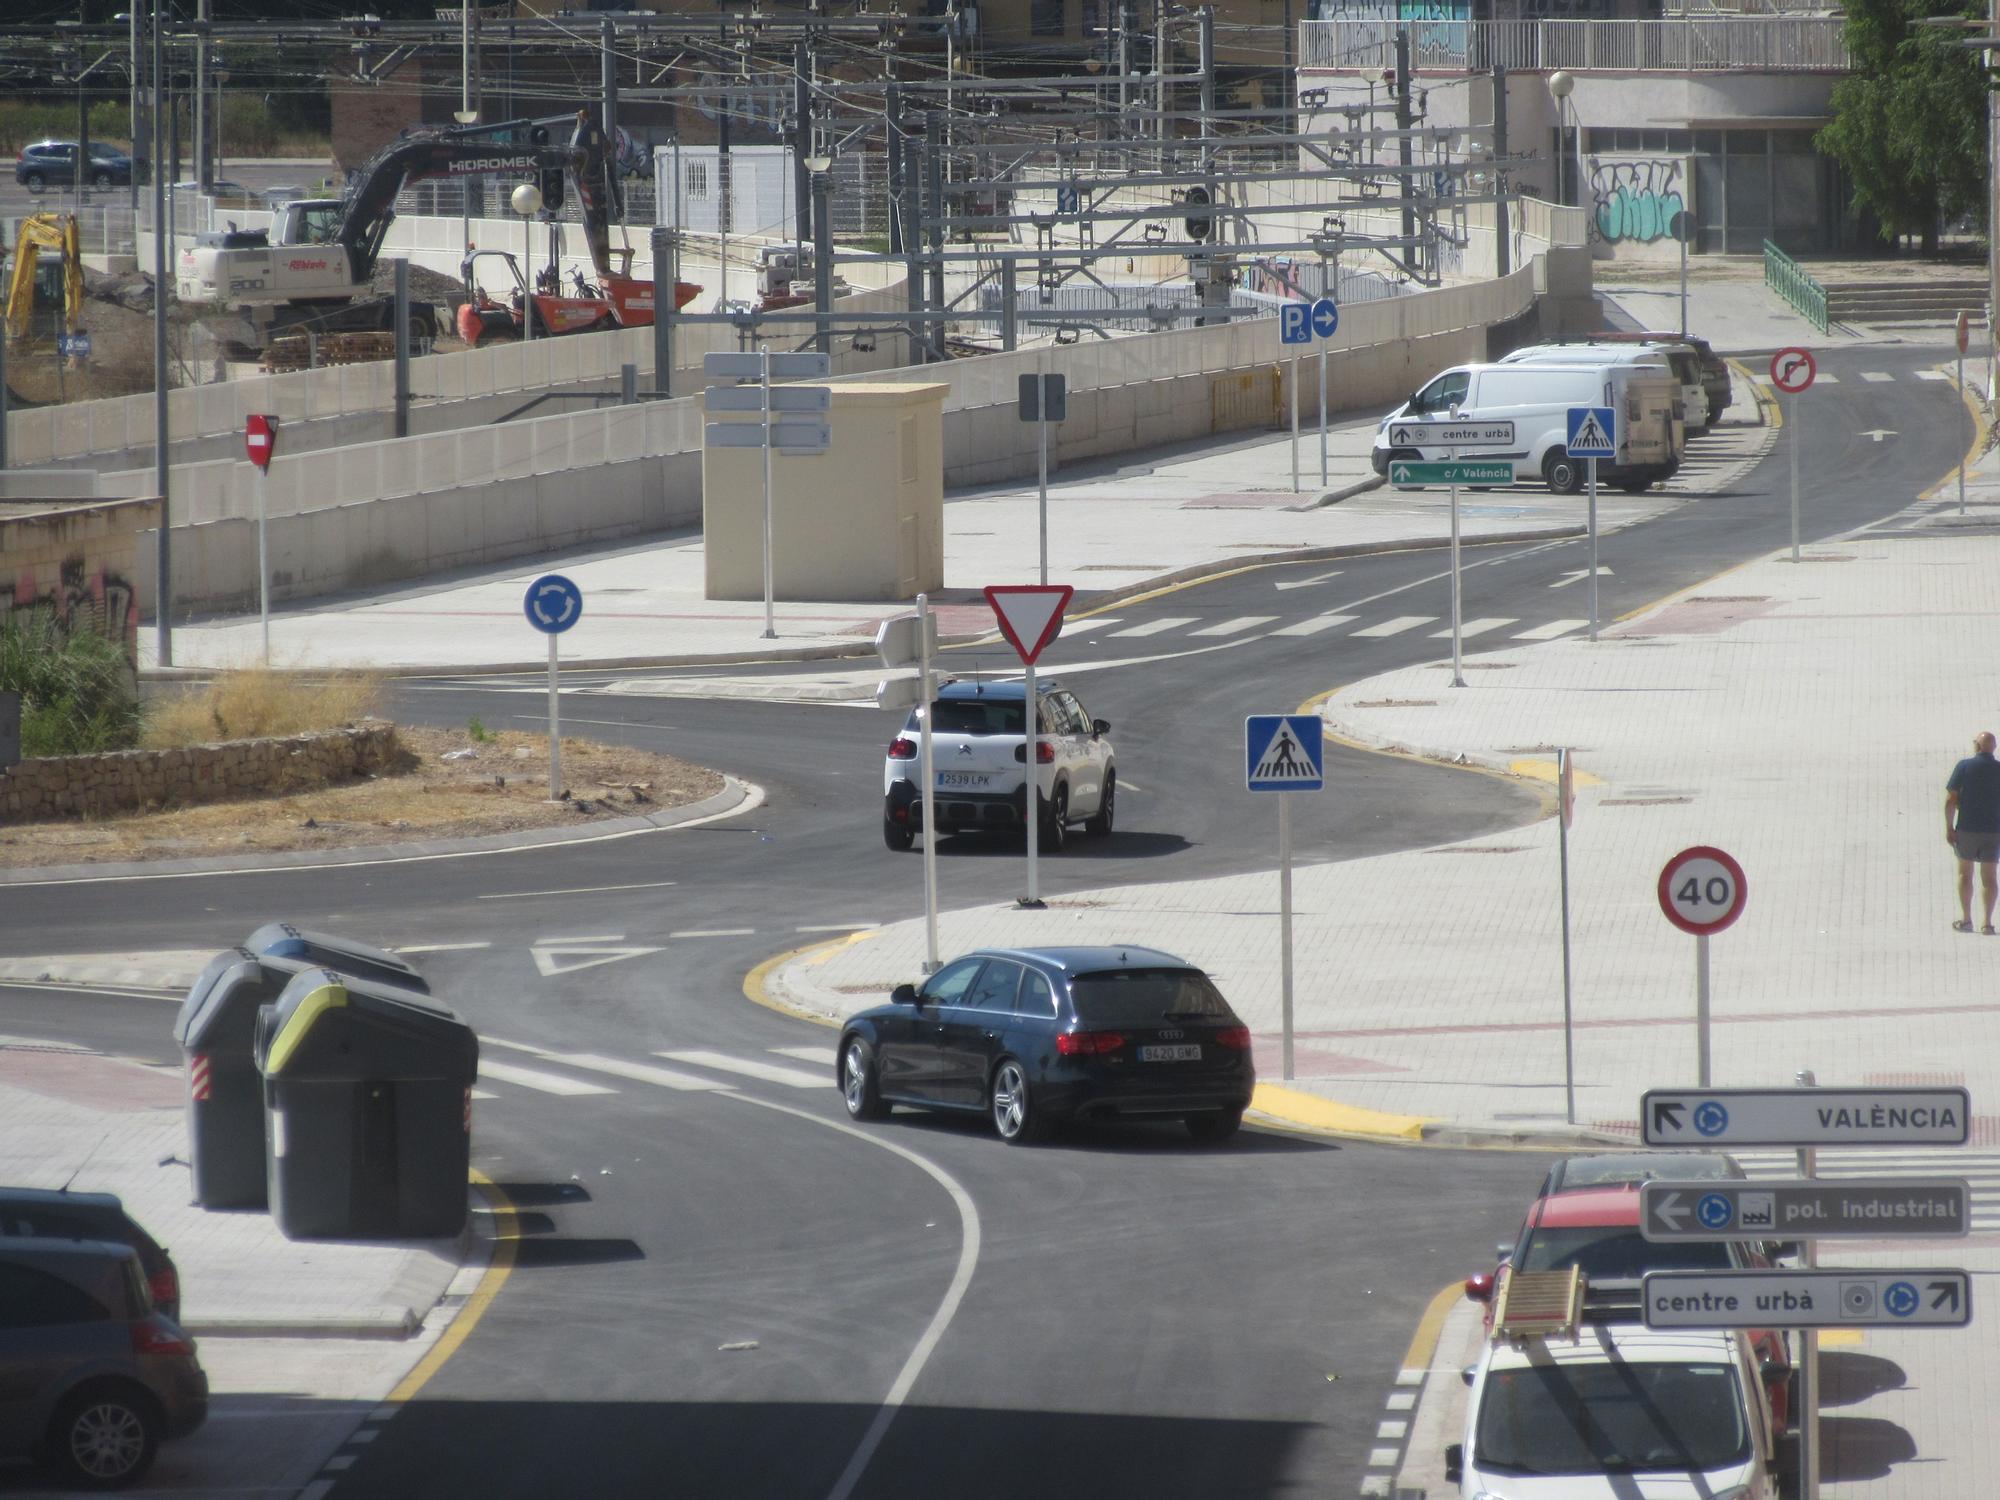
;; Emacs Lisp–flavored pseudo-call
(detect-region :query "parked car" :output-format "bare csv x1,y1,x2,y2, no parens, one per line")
1447,1322,1782,1498
882,677,1115,852
1499,340,1706,437
837,945,1256,1144
0,1236,207,1489
1537,1149,1745,1197
0,1188,179,1323
1590,329,1733,422
1371,359,1680,494
15,141,141,192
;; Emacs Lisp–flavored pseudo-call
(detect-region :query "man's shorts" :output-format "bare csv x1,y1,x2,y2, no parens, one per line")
1956,828,2000,862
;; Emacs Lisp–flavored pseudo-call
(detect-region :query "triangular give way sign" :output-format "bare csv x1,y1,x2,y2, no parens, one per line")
983,585,1074,665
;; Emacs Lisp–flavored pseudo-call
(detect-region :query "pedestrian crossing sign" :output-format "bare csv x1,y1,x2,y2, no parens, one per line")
1245,714,1325,793
1566,406,1618,459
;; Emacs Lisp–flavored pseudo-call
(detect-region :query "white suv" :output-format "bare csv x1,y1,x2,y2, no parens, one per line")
882,677,1116,851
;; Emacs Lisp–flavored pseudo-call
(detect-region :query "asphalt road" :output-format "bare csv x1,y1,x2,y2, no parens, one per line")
3,339,1963,1498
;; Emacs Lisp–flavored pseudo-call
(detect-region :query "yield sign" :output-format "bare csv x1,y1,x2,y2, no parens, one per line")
245,413,279,470
983,584,1074,665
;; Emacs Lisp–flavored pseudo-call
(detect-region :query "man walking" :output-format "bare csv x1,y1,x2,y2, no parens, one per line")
1946,731,2000,933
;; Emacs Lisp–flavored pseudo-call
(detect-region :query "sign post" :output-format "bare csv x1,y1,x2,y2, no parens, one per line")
1246,713,1325,1080
523,573,584,801
1311,296,1338,487
1566,406,1617,642
1382,418,1515,688
984,584,1073,909
875,601,942,971
1018,372,1068,585
1958,311,1971,517
1656,845,1747,1087
1557,748,1577,1124
1770,348,1816,562
1279,301,1315,493
244,415,279,664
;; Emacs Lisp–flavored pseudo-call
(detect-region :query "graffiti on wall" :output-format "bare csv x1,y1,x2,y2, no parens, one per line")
1589,158,1687,245
3,558,141,663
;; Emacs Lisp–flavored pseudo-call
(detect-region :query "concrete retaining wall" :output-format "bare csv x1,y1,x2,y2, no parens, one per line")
2,497,162,662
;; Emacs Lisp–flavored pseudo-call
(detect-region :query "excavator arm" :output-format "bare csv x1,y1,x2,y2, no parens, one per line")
5,212,82,347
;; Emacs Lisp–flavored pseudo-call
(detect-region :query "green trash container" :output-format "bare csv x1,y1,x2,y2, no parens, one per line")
255,968,479,1240
174,947,315,1209
245,922,429,994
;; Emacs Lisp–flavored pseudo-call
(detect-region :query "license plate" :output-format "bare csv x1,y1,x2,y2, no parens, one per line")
1139,1044,1203,1063
937,772,992,789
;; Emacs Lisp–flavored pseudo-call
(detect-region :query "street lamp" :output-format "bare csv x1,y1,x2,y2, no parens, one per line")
511,181,541,343
1548,69,1576,210
805,152,834,354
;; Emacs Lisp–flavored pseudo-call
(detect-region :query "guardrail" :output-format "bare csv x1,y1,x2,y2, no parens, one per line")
1763,240,1829,333
1300,16,1850,72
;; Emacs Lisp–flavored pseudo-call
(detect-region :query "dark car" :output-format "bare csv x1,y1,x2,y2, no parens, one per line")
837,945,1256,1144
1589,329,1732,422
0,1188,180,1323
0,1237,207,1489
15,141,140,192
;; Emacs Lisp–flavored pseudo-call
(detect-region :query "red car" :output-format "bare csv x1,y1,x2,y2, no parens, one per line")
1465,1184,1792,1429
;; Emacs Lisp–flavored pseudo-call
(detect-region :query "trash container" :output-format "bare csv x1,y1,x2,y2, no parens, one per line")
173,948,315,1209
244,922,429,994
255,968,479,1240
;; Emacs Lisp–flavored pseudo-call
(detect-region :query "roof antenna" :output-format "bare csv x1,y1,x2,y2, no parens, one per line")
59,1134,109,1193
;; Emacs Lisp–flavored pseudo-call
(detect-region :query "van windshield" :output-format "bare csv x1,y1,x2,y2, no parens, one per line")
1475,1361,1750,1474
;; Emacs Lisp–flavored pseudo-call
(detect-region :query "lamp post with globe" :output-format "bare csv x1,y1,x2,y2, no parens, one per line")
511,181,542,343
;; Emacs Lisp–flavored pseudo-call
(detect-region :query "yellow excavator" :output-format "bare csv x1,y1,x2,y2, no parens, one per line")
3,212,85,360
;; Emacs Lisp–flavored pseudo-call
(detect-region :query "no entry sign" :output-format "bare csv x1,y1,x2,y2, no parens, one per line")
244,414,279,470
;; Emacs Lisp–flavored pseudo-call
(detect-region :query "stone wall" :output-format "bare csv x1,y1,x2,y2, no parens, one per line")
0,722,400,824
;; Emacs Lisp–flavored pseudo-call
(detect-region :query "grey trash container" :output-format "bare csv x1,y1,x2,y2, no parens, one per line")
255,968,479,1240
245,921,429,994
174,947,315,1209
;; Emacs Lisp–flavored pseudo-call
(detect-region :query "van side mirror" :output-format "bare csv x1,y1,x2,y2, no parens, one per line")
1444,1443,1464,1482
1091,719,1110,737
891,983,919,1007
1463,1273,1495,1303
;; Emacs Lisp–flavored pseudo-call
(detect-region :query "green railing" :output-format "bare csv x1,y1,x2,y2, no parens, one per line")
1764,240,1829,334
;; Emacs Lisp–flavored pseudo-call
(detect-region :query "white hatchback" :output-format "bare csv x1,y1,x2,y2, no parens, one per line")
882,677,1116,851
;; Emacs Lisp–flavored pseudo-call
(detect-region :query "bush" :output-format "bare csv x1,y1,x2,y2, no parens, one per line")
143,666,381,749
0,617,142,758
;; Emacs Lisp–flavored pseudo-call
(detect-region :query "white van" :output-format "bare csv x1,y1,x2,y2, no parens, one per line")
1500,342,1705,438
1371,360,1681,494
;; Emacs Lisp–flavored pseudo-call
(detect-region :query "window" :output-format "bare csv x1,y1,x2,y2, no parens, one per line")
1052,693,1091,736
1474,1361,1750,1474
964,961,1022,1011
921,958,985,1006
0,1263,110,1328
685,161,709,200
1411,370,1469,414
1018,969,1057,1018
1071,969,1233,1025
926,699,1023,735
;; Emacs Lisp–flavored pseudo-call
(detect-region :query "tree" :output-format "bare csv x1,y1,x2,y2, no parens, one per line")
1815,0,1989,253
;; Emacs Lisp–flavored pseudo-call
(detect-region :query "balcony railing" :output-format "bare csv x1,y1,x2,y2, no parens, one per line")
1300,17,1851,72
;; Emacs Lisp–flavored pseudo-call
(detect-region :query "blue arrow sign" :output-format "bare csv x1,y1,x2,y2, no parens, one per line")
1566,405,1618,459
1279,302,1311,346
1310,297,1339,339
1246,715,1324,792
523,573,584,635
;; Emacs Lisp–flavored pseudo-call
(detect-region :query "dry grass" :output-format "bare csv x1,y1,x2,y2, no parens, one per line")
143,668,384,749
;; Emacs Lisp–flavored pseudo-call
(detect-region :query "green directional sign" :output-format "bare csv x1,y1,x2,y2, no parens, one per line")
1389,460,1515,488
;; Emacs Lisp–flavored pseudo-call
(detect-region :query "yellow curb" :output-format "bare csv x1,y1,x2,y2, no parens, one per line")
1249,1081,1435,1141
386,1170,516,1405
742,938,852,1027
1401,1281,1467,1376
1818,1328,1865,1349
1508,757,1605,787
1918,368,1992,502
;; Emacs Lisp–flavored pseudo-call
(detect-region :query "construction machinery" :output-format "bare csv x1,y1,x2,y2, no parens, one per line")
4,211,85,357
455,224,699,345
177,109,692,353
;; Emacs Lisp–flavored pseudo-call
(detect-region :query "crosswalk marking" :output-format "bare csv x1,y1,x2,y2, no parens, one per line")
657,1050,828,1089
1434,617,1517,640
1271,613,1358,637
1189,615,1278,637
770,1044,837,1067
1107,616,1199,638
1859,371,1894,383
1057,617,1121,635
550,1051,733,1092
1811,374,1840,384
670,928,756,939
1351,615,1435,638
1915,370,1950,382
1737,1148,2000,1228
1513,618,1588,641
478,1060,617,1097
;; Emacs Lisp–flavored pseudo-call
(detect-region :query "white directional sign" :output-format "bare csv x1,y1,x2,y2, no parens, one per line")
1641,1087,1974,1148
704,350,832,380
1384,418,1516,448
704,420,831,453
705,384,832,413
1643,1269,1971,1330
1640,1178,1971,1241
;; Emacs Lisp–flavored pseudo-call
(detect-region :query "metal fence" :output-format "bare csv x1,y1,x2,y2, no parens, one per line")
1763,239,1828,333
1300,17,1850,71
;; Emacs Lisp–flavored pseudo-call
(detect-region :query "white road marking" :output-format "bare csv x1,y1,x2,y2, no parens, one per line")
1359,1478,1391,1498
1859,371,1895,383
1366,1447,1399,1467
1376,1419,1408,1440
1915,370,1950,382
1351,615,1434,638
324,1456,356,1472
797,922,880,933
658,1050,828,1089
1271,613,1357,637
1385,1391,1416,1411
1189,615,1278,637
1106,615,1199,637
550,1051,734,1092
530,942,665,977
480,880,678,900
1434,617,1516,639
393,942,492,954
1810,373,1839,384
478,1060,617,1097
470,1089,499,1100
770,1044,837,1066
670,928,757,938
1057,617,1121,635
300,1483,335,1500
1514,618,1587,640
533,935,624,944
1274,569,1344,591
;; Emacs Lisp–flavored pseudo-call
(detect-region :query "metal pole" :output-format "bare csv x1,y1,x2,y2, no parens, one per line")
1448,439,1464,687
546,631,562,800
1789,392,1800,562
129,3,142,218
1678,219,1689,339
1037,412,1050,586
1317,341,1328,487
392,259,410,438
1000,259,1017,352
151,0,170,668
1022,660,1043,907
918,592,940,973
1279,790,1295,1081
522,211,534,344
793,39,812,250
1695,931,1711,1088
1558,749,1575,1124
256,469,269,665
1959,343,1968,516
1492,63,1510,278
1796,1067,1820,1500
760,344,776,639
1586,455,1599,641
924,112,945,344
650,225,673,397
0,333,8,470
193,0,209,191
812,170,833,356
620,363,637,405
1289,349,1299,492
1395,29,1415,273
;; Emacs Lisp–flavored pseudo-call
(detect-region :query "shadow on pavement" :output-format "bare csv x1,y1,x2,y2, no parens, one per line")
876,1108,1338,1157
1819,1414,1919,1481
1818,1349,1908,1408
930,830,1194,861
485,1180,593,1207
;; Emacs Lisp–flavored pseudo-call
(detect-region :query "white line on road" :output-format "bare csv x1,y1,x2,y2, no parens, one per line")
769,1044,837,1066
1105,616,1198,638
1056,617,1121,635
393,942,493,954
1273,569,1343,591
1351,615,1434,638
1433,617,1516,639
480,880,678,901
478,1060,618,1097
657,1050,828,1089
797,922,881,933
531,935,624,945
1809,373,1839,384
1915,370,1950,382
1189,615,1279,637
1859,371,1895,383
669,928,757,938
549,1051,734,1092
1271,613,1357,637
1513,618,1587,640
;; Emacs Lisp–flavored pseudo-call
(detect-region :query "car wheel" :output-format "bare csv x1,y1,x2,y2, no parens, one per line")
24,171,45,193
92,171,113,189
1085,772,1115,837
989,1058,1046,1144
1185,1107,1244,1143
840,1035,889,1121
1040,786,1067,854
1542,450,1584,495
48,1386,158,1490
883,818,914,852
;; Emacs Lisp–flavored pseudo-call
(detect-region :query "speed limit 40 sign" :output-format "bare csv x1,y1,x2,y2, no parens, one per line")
1659,846,1747,935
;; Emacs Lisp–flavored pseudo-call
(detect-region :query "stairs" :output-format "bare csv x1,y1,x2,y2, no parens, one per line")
1821,276,1986,326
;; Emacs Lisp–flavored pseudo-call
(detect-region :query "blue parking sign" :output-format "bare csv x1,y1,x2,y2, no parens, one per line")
1279,302,1312,345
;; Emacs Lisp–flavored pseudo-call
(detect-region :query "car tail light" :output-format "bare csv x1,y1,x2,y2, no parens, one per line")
1012,742,1056,764
1056,1030,1125,1057
149,1265,179,1311
888,737,917,760
1213,1025,1251,1050
132,1315,194,1358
